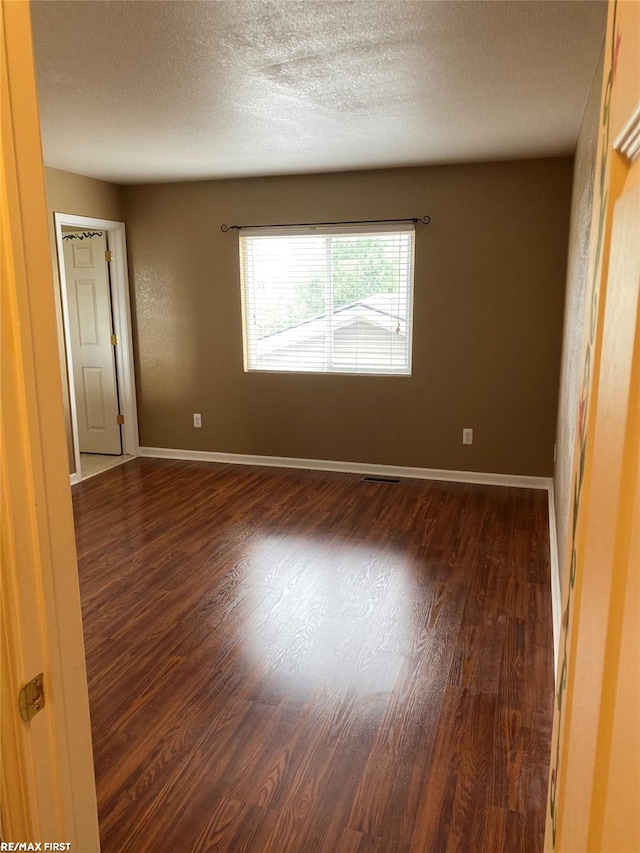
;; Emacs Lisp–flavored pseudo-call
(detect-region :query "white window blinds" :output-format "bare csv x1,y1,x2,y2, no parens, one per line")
240,224,415,375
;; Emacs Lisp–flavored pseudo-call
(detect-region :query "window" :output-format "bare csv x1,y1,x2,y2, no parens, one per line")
240,224,415,375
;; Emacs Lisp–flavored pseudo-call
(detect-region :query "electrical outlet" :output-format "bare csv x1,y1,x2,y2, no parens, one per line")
193,413,202,428
463,428,473,445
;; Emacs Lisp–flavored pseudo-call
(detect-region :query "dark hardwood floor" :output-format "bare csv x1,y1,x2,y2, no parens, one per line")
72,458,554,852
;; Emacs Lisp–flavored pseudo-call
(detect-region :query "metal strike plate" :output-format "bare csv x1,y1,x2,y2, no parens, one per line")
19,673,45,722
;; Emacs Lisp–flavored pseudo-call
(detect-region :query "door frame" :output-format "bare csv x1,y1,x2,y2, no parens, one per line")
54,213,139,482
1,0,100,845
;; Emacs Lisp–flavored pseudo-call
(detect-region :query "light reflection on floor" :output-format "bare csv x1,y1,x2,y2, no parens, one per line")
239,534,418,700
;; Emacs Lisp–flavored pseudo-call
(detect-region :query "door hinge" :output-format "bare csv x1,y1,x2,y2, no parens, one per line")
116,414,125,425
19,673,45,722
105,250,113,262
111,334,119,346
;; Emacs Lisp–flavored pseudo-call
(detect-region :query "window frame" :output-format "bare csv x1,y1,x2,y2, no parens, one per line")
239,223,416,377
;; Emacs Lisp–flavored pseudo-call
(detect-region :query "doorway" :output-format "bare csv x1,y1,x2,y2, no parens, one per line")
54,214,139,483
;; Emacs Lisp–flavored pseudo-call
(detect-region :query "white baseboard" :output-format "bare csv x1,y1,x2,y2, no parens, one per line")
547,483,562,676
138,445,552,491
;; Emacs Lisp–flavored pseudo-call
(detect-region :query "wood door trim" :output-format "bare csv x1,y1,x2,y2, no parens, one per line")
1,1,99,846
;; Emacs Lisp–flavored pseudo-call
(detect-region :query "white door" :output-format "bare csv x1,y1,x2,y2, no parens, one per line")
63,231,122,454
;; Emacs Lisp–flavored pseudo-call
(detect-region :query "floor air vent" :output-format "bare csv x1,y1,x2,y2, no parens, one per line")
361,475,401,484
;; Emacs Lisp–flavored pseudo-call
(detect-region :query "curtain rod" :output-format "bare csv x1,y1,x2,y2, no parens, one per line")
220,216,430,233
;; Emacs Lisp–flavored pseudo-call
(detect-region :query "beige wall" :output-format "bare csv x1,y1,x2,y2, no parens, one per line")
44,167,123,473
45,166,124,222
123,158,572,476
554,46,604,586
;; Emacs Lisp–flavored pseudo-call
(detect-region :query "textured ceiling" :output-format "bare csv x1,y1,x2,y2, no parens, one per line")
30,0,607,184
